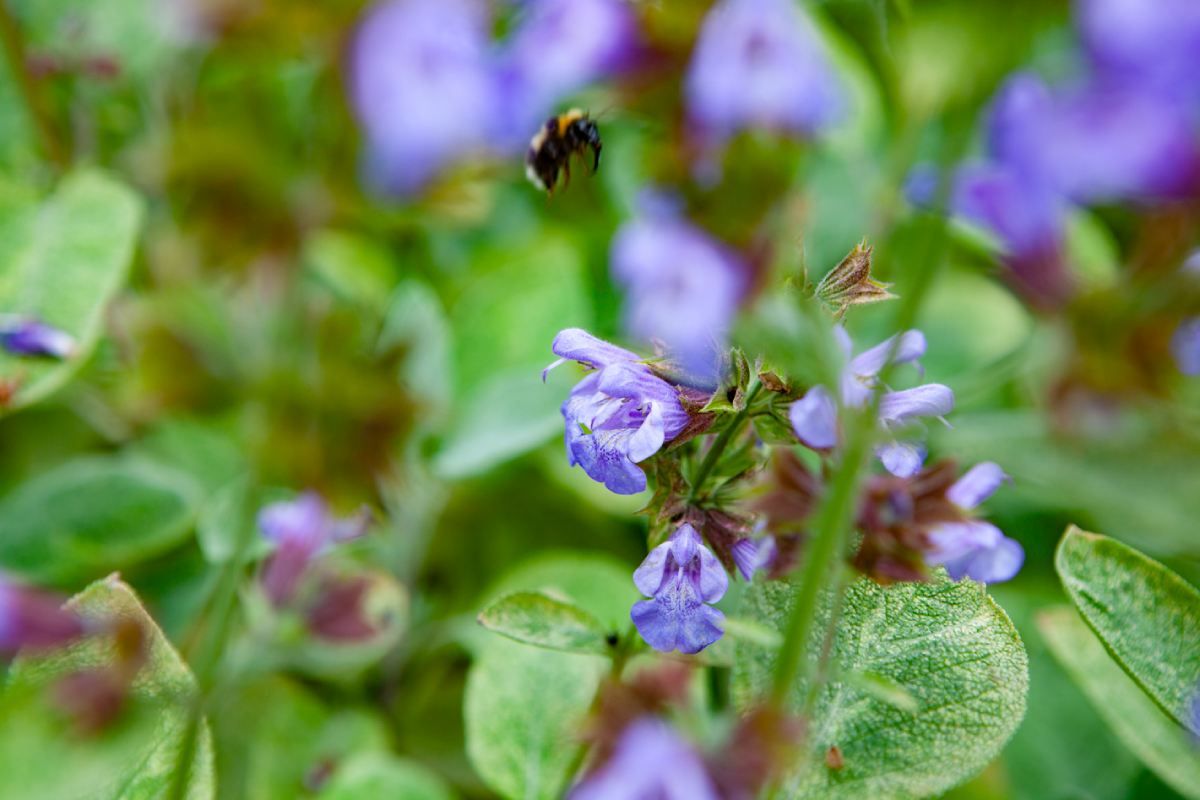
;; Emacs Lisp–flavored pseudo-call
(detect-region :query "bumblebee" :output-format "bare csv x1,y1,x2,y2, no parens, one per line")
525,109,602,194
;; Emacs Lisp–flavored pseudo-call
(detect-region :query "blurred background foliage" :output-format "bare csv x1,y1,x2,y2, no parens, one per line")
0,0,1196,798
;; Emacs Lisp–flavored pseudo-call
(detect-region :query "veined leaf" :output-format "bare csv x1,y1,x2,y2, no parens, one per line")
478,591,613,656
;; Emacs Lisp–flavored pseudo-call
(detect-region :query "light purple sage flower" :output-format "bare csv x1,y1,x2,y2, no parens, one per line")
730,535,776,581
497,0,637,142
631,524,728,654
0,315,76,359
926,462,1023,583
348,0,498,194
548,329,690,495
685,0,843,148
610,196,746,384
1173,317,1200,377
988,73,1200,204
258,492,371,606
0,577,84,654
570,717,719,800
789,327,954,477
1077,0,1200,97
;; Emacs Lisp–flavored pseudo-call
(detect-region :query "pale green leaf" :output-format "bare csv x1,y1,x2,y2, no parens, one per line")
0,169,142,411
7,575,214,799
1055,526,1200,732
732,574,1028,799
0,456,201,584
1038,607,1200,800
304,229,397,314
320,752,455,800
478,591,613,655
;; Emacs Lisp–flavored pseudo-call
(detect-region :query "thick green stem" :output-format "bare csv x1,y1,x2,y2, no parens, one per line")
0,3,67,167
688,378,762,503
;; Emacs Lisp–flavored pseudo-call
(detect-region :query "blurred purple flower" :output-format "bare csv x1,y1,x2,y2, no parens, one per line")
258,492,371,606
549,329,690,495
730,535,776,580
0,577,84,654
349,0,498,194
570,717,719,800
610,198,746,384
497,0,636,141
926,462,1023,583
1077,0,1200,96
988,73,1200,204
0,315,76,359
1173,317,1200,376
1189,686,1200,741
790,327,953,477
685,0,843,147
631,523,728,654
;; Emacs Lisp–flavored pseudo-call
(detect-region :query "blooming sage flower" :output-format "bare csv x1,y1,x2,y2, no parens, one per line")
548,328,690,495
0,315,76,359
924,462,1024,583
570,717,720,800
1077,0,1200,97
610,196,746,384
631,523,728,654
789,327,954,477
685,0,843,148
0,576,84,654
257,492,371,606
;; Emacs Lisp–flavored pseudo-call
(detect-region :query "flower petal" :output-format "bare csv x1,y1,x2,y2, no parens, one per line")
789,385,838,449
877,383,954,425
849,329,926,378
625,401,667,463
877,440,925,477
947,462,1009,510
696,546,729,603
633,541,672,596
552,328,640,369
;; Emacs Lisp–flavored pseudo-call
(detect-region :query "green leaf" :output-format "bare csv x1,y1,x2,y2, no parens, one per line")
1055,526,1200,732
465,554,636,800
378,280,453,419
732,574,1028,799
320,752,455,800
1038,607,1200,800
7,575,215,799
0,169,143,411
0,456,201,584
304,229,398,314
478,591,613,655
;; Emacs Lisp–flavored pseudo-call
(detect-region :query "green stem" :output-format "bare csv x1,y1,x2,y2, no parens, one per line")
0,2,67,167
688,378,762,503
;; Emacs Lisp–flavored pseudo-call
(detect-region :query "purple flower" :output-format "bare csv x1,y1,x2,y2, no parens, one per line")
684,0,843,147
1188,685,1200,741
0,577,84,654
925,462,1023,583
1173,318,1200,377
497,0,636,141
790,327,954,477
731,535,776,580
1077,0,1200,97
258,492,371,606
549,329,690,495
988,73,1200,204
570,717,719,800
610,198,746,384
348,0,498,194
0,315,76,359
631,524,728,654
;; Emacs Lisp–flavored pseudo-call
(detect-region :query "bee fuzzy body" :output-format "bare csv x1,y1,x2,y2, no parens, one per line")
525,109,602,194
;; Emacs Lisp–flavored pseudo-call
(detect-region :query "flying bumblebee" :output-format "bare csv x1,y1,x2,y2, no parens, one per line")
525,109,602,194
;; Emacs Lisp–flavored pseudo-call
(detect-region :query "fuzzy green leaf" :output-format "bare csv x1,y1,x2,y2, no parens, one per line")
1039,607,1200,799
732,574,1028,799
320,752,455,800
478,591,613,655
1055,526,1200,732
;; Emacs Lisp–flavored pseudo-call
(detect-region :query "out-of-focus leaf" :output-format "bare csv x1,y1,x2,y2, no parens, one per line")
379,280,453,417
732,574,1028,799
0,456,200,584
8,575,214,799
478,591,613,655
1065,210,1120,289
319,752,455,800
465,554,636,800
1055,527,1200,732
304,229,397,314
0,170,142,411
1039,607,1200,799
433,366,571,479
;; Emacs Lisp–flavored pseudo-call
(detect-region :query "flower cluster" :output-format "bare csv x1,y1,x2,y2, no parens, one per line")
909,0,1200,308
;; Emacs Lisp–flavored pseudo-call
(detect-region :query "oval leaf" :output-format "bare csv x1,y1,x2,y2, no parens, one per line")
0,456,200,584
479,591,612,655
732,574,1028,799
320,752,455,800
8,575,214,799
0,169,143,411
1055,526,1200,732
1038,607,1200,799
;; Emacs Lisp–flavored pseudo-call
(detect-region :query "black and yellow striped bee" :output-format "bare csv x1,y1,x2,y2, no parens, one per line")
525,109,602,194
